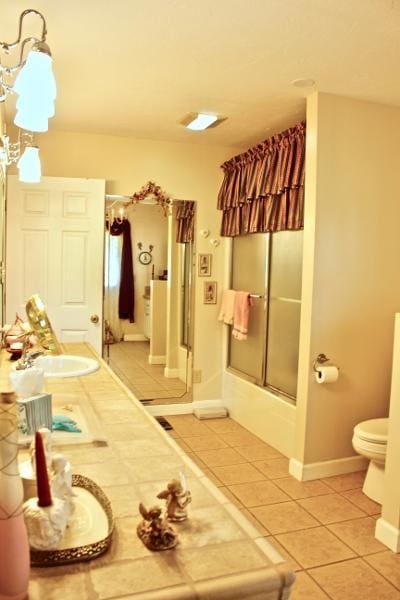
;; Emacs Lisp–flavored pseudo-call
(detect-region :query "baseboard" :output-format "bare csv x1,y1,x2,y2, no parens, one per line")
145,399,227,417
289,455,368,481
123,334,148,342
148,355,166,365
375,518,400,552
164,367,179,378
192,399,226,411
145,403,194,416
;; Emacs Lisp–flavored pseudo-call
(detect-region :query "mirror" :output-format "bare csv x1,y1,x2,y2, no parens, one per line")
25,294,62,355
0,162,4,325
103,197,195,406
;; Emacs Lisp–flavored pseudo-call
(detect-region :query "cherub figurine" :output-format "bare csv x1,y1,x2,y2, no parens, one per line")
157,475,192,522
50,453,76,515
137,503,178,551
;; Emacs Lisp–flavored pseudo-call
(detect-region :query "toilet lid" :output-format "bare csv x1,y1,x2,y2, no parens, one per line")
354,418,388,443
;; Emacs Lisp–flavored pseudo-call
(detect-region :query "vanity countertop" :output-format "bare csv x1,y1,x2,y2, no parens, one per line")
0,344,294,600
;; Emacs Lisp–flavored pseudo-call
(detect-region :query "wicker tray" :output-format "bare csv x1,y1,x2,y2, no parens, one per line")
31,474,114,567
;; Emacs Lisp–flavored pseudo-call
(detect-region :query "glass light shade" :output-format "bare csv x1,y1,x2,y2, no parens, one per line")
13,50,56,101
16,94,55,119
186,113,218,131
17,146,41,183
14,109,49,133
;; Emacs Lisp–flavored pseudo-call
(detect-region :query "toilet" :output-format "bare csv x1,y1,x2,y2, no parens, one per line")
352,418,388,504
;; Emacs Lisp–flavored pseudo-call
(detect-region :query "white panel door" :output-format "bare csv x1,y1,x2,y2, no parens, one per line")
6,176,105,354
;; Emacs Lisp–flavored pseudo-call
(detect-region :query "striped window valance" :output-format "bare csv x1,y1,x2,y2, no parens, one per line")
176,200,195,243
218,121,306,237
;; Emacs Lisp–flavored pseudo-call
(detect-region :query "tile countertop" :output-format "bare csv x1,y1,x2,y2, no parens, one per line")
1,344,295,600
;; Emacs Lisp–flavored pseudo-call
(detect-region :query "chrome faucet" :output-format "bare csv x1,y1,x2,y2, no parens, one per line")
15,333,45,370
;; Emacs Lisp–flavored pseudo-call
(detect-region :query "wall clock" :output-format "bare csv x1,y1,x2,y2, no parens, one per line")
138,251,152,265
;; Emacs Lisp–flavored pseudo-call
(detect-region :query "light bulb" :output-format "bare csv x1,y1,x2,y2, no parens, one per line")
17,146,41,183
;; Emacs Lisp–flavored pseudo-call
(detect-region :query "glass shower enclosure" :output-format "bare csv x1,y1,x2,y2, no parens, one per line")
229,230,303,401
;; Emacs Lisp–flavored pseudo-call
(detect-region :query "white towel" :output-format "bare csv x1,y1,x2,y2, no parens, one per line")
218,290,236,324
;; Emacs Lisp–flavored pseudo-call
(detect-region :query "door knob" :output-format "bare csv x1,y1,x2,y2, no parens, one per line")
90,314,99,324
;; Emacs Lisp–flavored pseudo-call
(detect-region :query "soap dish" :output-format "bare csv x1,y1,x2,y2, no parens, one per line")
30,474,114,567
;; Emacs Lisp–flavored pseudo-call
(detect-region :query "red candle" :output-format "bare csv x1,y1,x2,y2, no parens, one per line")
35,431,52,507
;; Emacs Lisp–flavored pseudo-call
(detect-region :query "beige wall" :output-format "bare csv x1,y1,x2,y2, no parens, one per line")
23,127,236,401
295,92,400,465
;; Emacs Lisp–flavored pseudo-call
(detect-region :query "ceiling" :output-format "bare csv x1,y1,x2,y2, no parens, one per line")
2,0,400,149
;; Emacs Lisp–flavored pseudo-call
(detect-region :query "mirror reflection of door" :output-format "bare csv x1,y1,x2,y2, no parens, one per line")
103,196,195,405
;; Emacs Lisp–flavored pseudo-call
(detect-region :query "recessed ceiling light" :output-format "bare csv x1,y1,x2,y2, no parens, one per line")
291,78,316,88
180,112,220,131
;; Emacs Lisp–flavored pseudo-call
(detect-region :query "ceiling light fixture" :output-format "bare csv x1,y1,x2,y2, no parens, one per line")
0,9,56,133
291,78,316,88
0,9,55,183
180,113,219,131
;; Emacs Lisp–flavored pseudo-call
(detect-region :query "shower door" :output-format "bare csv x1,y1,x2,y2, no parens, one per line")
229,230,303,400
229,233,267,383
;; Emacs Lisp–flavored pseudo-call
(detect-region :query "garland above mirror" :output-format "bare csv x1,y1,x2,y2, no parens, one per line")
128,181,171,213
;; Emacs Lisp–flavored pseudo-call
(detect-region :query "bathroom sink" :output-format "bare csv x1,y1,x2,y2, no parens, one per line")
32,355,99,378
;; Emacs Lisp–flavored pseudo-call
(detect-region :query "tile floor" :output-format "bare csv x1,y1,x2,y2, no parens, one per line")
167,414,400,600
105,341,191,404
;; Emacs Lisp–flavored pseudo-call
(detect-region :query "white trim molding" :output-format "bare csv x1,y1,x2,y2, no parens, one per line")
148,354,166,365
375,518,400,553
164,367,179,378
145,399,226,417
289,455,368,481
123,333,148,342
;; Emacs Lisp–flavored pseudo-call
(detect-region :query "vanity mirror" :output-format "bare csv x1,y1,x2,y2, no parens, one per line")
103,194,195,405
25,294,62,355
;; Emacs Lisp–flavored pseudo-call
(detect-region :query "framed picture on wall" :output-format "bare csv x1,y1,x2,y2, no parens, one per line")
198,253,212,277
203,281,217,304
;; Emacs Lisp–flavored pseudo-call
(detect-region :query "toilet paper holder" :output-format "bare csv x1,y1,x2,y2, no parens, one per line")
313,353,339,372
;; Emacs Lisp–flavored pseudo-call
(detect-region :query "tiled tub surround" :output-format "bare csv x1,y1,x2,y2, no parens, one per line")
0,345,294,600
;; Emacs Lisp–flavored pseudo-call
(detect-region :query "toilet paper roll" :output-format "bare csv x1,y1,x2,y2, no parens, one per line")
315,365,339,384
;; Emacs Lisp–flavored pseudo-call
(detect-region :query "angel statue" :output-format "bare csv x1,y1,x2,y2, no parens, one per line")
136,503,178,551
157,473,192,522
50,453,77,516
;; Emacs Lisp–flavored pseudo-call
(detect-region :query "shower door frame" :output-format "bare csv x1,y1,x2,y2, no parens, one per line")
227,232,299,404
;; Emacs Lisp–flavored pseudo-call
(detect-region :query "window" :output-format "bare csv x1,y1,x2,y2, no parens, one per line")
228,230,303,401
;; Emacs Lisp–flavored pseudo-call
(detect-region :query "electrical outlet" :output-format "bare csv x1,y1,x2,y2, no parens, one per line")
193,370,202,383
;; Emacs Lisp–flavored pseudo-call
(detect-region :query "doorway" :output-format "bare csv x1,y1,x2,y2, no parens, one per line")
5,176,105,353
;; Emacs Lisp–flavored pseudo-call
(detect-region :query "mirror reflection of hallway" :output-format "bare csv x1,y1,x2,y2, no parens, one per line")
106,340,192,404
103,193,194,405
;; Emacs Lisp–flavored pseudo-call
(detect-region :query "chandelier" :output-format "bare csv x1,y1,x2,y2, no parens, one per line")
0,9,56,182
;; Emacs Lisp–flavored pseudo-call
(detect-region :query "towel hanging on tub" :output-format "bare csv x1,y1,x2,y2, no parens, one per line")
232,291,252,341
218,289,236,324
